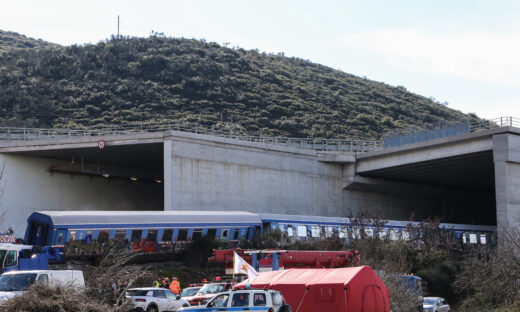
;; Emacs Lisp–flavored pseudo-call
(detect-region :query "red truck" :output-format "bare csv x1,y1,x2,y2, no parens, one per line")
210,249,360,274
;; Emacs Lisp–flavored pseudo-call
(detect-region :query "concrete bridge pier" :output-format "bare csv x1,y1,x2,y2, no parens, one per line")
493,133,520,236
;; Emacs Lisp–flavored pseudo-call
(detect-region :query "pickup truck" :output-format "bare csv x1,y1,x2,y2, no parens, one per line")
178,289,292,312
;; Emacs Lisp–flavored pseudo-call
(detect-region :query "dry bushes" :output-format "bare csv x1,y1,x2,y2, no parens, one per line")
0,284,108,312
82,248,153,306
0,249,155,312
455,230,520,311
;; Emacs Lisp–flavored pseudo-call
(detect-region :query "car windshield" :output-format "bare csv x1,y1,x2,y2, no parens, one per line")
197,284,225,295
126,290,149,297
181,288,200,297
424,298,437,305
0,273,37,291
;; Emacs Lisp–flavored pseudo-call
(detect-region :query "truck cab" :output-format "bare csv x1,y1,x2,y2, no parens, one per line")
179,289,292,312
0,243,49,273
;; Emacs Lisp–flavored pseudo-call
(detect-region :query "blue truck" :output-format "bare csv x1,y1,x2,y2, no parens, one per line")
0,243,50,273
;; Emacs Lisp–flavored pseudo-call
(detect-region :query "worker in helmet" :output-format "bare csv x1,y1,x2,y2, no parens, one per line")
162,277,170,289
170,277,181,295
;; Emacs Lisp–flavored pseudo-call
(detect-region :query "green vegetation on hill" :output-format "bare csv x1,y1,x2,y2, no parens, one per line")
0,33,476,139
0,30,60,53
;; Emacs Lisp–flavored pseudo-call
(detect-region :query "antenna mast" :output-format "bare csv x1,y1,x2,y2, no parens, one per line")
117,15,120,39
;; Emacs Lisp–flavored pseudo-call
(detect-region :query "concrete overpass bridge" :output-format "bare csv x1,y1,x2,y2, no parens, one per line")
0,121,518,237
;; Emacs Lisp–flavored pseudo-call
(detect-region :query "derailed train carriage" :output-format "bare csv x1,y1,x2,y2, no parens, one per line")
25,211,261,262
24,211,496,263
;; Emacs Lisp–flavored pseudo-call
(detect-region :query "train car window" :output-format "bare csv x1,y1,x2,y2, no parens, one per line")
462,233,467,244
389,229,399,241
86,231,93,244
178,229,188,241
147,230,158,242
325,227,333,238
56,232,64,245
311,226,321,238
364,228,374,237
287,226,294,237
401,230,410,241
233,229,240,240
115,230,127,241
480,234,487,244
193,229,203,241
338,227,347,239
469,233,477,244
98,231,109,243
245,228,251,240
131,230,143,243
378,229,387,239
162,229,173,241
207,229,217,239
221,229,230,240
297,226,307,237
69,231,77,242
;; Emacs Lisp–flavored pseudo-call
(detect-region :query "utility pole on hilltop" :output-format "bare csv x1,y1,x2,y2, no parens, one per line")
117,15,120,39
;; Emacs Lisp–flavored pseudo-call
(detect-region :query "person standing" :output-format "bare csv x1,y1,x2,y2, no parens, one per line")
170,277,181,295
162,277,170,289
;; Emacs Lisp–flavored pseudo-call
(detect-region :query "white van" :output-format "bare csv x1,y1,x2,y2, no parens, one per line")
0,270,85,303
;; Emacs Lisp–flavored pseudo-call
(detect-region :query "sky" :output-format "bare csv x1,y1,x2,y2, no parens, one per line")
1,0,519,120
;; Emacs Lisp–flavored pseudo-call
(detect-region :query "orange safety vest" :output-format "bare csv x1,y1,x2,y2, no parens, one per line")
170,280,181,294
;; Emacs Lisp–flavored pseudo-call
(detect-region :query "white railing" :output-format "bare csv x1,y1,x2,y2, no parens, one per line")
470,117,520,132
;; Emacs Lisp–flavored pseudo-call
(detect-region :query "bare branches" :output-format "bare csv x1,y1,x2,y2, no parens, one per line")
82,248,153,307
455,229,520,310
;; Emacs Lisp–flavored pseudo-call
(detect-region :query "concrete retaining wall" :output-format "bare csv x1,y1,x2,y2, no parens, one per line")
166,138,344,216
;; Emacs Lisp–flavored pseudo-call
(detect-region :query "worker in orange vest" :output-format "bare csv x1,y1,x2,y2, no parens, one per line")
170,277,181,295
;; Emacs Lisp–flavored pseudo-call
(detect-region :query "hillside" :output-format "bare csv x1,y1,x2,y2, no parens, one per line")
0,30,60,53
0,34,475,139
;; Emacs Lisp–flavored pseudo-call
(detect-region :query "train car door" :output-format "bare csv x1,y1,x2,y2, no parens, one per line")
54,229,67,247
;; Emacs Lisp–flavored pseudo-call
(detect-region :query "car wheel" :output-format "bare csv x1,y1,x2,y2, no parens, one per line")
146,305,159,312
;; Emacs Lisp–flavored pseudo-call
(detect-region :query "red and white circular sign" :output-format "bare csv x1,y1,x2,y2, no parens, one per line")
97,140,105,150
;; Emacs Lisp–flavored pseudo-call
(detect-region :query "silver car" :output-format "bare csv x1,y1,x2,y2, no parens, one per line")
125,287,190,312
423,297,449,312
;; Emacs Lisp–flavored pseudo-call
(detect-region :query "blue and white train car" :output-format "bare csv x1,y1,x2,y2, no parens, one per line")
23,210,496,263
259,213,496,244
25,211,262,262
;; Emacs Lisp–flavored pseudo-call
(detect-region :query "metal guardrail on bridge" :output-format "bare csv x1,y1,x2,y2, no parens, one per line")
0,124,384,153
1,117,516,152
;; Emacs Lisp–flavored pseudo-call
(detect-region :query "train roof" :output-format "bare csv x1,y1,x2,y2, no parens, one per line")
259,213,352,225
28,211,262,227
